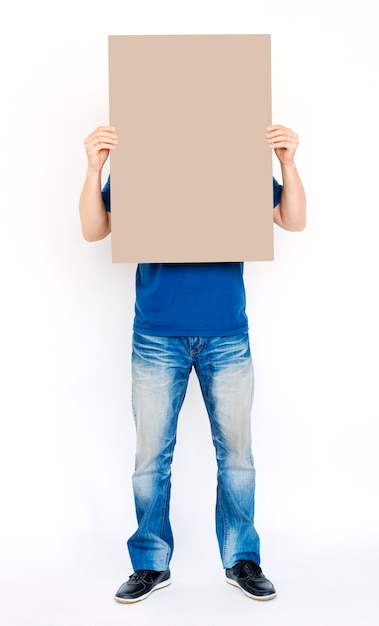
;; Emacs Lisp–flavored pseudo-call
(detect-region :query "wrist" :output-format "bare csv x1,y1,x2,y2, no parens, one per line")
280,161,298,178
85,167,103,180
280,160,296,170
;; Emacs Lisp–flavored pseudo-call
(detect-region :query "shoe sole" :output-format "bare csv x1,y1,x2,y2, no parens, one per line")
226,576,277,601
114,578,171,604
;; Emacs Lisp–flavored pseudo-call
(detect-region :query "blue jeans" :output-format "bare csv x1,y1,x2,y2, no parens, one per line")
127,332,260,570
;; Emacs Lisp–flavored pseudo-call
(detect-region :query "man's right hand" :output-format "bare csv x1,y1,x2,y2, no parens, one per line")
84,126,118,173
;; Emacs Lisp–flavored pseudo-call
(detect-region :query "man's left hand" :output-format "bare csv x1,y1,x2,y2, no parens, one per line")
266,125,299,165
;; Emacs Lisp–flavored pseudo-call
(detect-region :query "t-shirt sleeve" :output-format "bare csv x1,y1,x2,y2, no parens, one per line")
102,175,111,212
273,177,283,208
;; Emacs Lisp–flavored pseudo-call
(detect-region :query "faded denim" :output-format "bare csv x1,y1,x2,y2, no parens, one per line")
127,332,260,570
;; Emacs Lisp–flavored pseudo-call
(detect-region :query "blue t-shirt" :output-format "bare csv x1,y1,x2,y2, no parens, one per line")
102,176,282,336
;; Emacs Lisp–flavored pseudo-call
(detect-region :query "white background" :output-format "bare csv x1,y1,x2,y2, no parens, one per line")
1,1,378,625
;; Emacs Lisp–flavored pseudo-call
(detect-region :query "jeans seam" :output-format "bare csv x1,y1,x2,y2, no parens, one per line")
158,370,190,568
218,484,229,567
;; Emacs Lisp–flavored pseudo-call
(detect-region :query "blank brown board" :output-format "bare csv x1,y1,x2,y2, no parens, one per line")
108,34,273,263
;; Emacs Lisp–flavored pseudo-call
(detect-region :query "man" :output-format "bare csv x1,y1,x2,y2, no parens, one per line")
79,123,306,603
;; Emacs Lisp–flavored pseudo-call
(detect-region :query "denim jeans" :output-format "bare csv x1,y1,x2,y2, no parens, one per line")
127,332,260,570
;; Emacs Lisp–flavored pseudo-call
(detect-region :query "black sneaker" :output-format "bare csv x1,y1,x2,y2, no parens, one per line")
225,560,276,601
114,569,171,603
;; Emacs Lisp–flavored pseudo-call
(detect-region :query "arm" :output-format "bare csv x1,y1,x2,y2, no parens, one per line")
79,126,117,242
267,125,306,231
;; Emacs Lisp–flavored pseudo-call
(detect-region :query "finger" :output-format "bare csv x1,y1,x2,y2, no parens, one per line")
85,127,117,144
266,124,289,133
84,142,117,154
266,129,297,141
87,125,116,136
266,133,298,149
85,133,118,146
269,141,297,152
267,138,298,149
84,135,118,151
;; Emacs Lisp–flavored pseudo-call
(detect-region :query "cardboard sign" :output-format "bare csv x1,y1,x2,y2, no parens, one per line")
108,34,273,262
